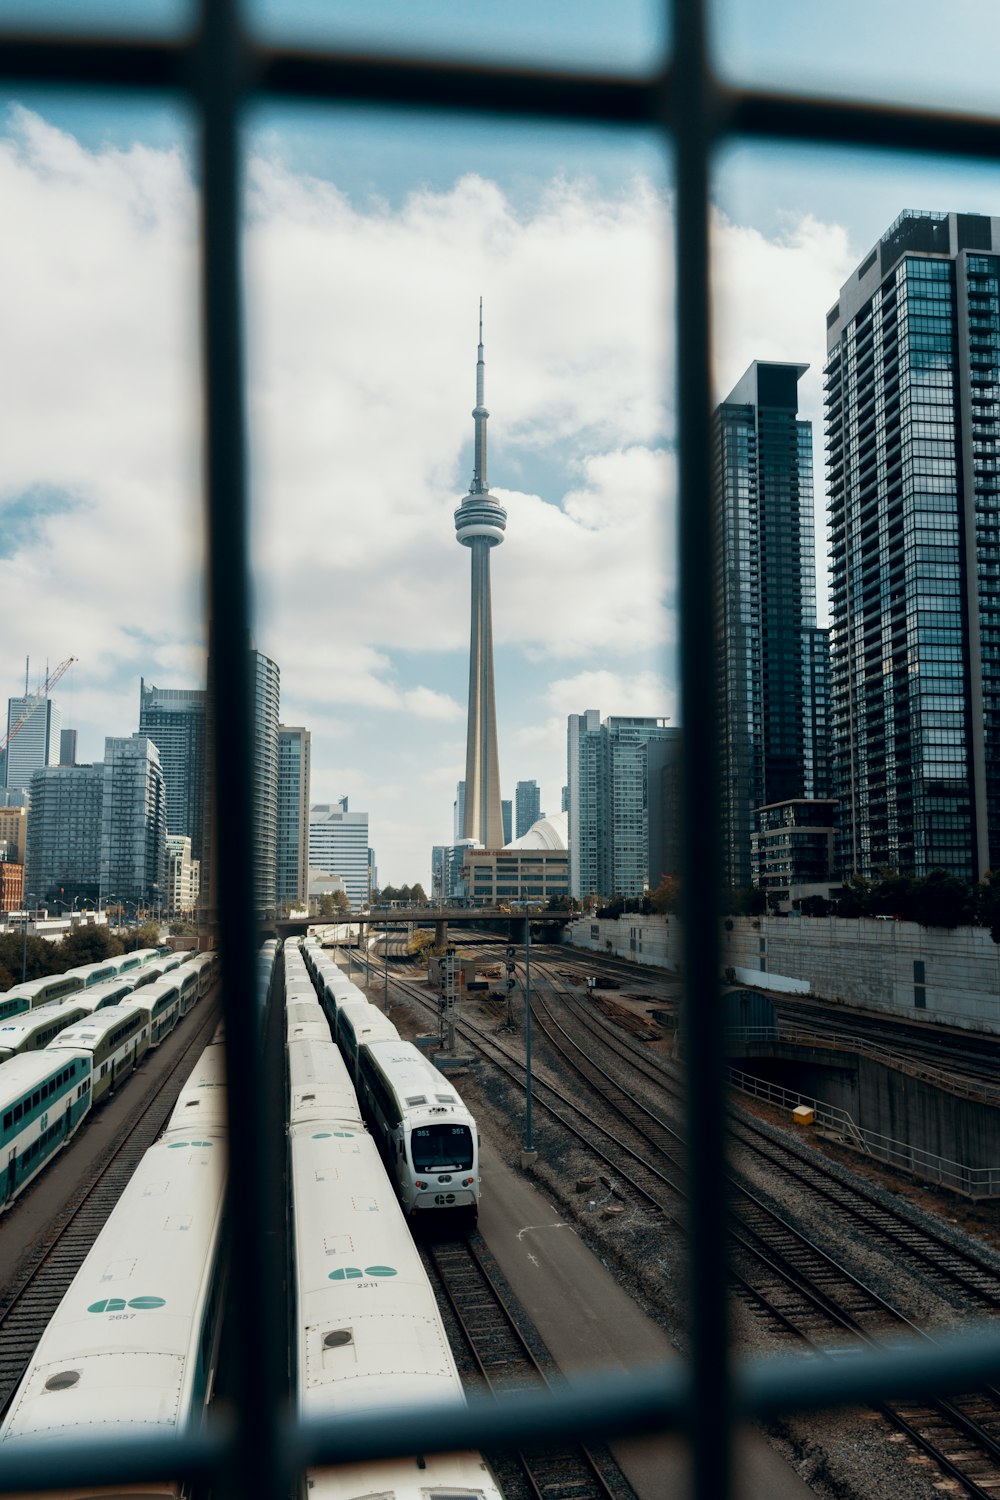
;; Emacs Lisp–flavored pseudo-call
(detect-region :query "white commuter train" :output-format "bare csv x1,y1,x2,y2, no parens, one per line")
46,1003,151,1105
0,1030,229,1499
284,966,501,1500
355,1039,480,1226
1,1050,93,1211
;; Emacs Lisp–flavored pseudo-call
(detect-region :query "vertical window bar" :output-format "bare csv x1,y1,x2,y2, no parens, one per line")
194,4,286,1499
672,4,732,1500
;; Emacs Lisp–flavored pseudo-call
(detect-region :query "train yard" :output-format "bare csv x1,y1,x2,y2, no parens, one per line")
356,932,1000,1500
5,930,1000,1498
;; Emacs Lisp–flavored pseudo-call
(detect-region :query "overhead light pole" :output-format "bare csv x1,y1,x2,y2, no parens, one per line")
521,903,537,1168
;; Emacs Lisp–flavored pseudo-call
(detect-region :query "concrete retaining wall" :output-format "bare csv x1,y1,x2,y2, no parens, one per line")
565,913,1000,1035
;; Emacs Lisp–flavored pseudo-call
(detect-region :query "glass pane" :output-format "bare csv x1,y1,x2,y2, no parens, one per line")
248,0,667,77
0,90,202,920
246,102,673,898
712,0,1000,116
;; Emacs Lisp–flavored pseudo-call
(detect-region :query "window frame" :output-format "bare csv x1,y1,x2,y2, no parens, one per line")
1,3,1000,1498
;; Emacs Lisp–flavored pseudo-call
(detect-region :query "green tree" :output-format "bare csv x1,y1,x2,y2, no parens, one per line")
120,921,163,952
56,925,122,967
907,867,974,929
833,874,874,917
409,883,427,905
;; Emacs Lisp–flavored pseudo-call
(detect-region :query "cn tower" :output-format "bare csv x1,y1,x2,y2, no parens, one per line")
454,302,506,848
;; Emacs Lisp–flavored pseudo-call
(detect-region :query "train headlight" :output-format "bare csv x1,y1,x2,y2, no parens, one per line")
415,1180,428,1189
462,1177,474,1187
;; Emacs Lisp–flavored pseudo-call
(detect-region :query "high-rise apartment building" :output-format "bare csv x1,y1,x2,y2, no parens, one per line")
567,711,677,899
309,799,370,909
713,360,828,888
251,649,281,916
826,210,1000,879
139,679,208,859
453,781,466,844
100,736,167,907
455,306,506,847
515,779,541,838
277,725,311,911
166,834,200,915
26,764,104,906
4,694,60,794
59,729,77,767
501,799,512,846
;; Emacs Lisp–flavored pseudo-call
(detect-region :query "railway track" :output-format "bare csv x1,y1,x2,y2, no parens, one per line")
424,1234,623,1500
356,948,1000,1495
0,998,222,1409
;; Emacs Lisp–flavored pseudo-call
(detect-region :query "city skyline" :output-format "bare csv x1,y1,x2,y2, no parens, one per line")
6,3,1000,882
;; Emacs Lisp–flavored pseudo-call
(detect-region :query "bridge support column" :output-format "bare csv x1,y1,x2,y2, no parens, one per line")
435,919,448,948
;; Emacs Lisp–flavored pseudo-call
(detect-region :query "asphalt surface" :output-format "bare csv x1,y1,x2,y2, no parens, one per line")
477,1139,815,1500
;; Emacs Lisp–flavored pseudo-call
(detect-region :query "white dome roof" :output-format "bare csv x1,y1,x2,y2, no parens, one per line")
506,810,568,851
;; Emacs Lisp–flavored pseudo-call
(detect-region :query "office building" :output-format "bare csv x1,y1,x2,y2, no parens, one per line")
166,833,200,915
0,804,28,865
826,210,1000,879
713,360,828,889
567,711,678,899
100,736,167,908
26,763,104,906
309,798,369,909
455,305,506,847
277,725,311,911
463,811,569,906
561,785,568,813
139,679,208,860
646,732,685,883
515,779,542,839
4,693,60,794
59,729,77,767
502,799,512,845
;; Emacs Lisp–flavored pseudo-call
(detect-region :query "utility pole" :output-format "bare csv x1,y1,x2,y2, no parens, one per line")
521,909,537,1167
383,923,389,1013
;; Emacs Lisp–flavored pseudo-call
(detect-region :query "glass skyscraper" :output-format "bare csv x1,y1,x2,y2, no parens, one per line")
276,725,311,911
826,210,1000,880
713,361,827,888
515,779,541,839
567,711,676,899
139,679,207,860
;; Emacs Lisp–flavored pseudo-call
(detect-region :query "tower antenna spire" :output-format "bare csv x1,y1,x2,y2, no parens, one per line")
472,299,489,493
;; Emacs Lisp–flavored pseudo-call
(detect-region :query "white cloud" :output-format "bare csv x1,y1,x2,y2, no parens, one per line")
0,105,859,879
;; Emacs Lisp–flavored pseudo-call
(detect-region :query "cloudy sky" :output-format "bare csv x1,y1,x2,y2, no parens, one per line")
3,0,1000,885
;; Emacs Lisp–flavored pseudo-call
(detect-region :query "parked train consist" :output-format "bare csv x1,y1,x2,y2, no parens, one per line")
0,1000,92,1064
0,946,168,1017
293,939,480,1226
283,950,501,1500
0,1051,92,1210
0,1030,229,1495
0,955,214,1212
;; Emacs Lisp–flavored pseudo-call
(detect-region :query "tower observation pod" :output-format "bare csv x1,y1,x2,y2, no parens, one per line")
454,302,507,849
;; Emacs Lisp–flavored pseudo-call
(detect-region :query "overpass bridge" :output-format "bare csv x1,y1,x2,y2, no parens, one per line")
270,905,575,946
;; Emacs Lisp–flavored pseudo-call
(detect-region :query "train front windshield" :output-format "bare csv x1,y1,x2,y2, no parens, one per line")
410,1124,474,1172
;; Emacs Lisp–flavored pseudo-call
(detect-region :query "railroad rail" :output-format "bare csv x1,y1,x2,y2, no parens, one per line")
424,1234,623,1500
352,945,1000,1495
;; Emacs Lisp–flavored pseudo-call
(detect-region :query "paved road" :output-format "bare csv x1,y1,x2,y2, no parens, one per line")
478,1140,815,1500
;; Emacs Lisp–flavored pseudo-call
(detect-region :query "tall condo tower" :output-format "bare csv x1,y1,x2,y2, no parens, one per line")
455,303,506,847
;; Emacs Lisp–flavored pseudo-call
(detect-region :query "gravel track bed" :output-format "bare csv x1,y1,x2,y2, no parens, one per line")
381,956,1000,1500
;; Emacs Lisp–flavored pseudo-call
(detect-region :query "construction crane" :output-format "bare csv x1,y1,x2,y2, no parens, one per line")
0,656,77,757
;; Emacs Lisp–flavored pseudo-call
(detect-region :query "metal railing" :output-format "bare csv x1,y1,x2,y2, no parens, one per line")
4,3,1000,1498
727,1064,1000,1199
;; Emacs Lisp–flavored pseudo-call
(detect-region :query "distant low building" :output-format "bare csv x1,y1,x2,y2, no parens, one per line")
0,805,28,865
0,862,24,912
463,811,570,906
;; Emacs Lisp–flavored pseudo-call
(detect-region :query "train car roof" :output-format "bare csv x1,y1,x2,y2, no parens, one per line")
0,1048,92,1101
309,1453,503,1500
287,1039,364,1130
46,1002,148,1052
289,1124,464,1421
359,1041,468,1111
0,1138,225,1447
0,999,90,1043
